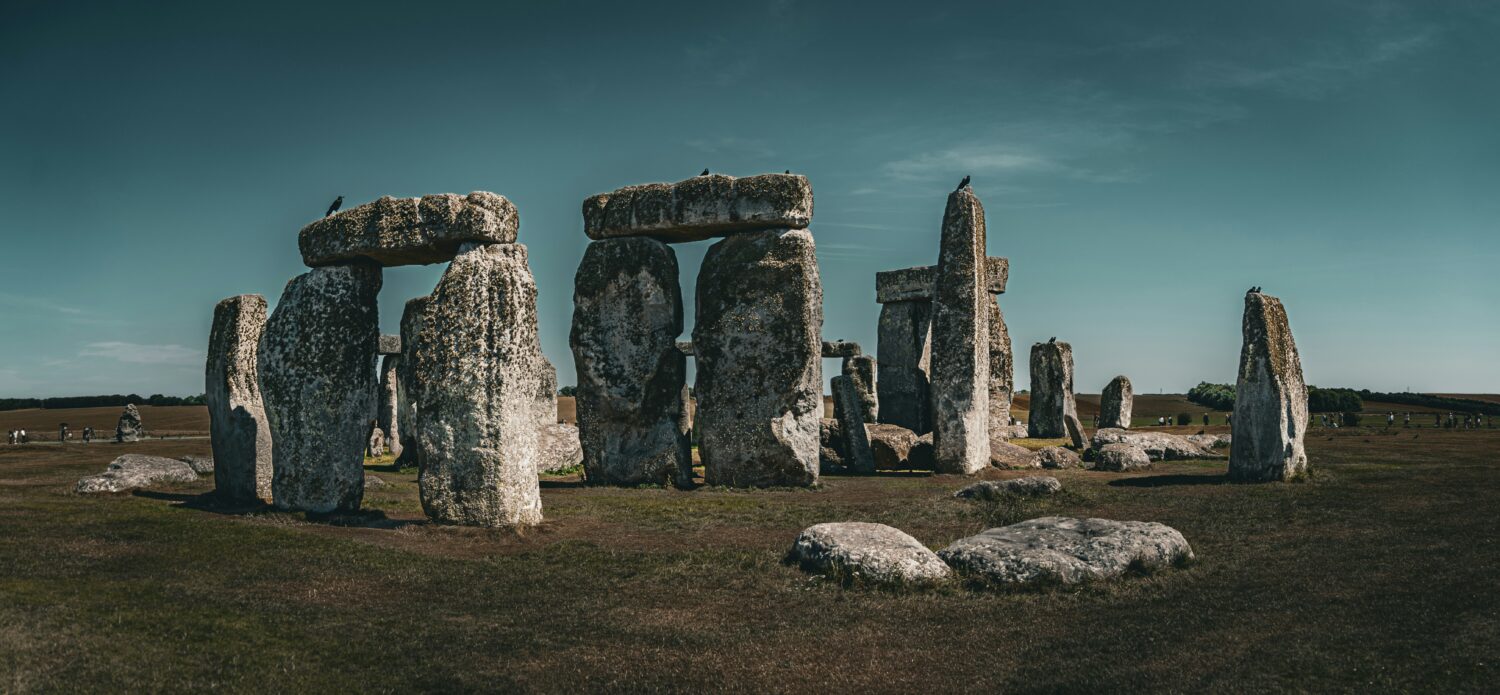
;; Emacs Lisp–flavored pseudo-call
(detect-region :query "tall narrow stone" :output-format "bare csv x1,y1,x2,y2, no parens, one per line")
570,237,690,487
206,294,273,502
988,298,1013,432
831,375,875,474
1230,291,1309,482
929,187,990,474
694,228,822,487
259,262,382,513
394,296,430,469
1099,375,1133,430
413,243,544,526
1028,340,1080,441
842,354,878,423
876,301,932,433
377,354,402,459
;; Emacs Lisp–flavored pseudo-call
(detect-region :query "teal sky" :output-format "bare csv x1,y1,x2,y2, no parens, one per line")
2,0,1496,398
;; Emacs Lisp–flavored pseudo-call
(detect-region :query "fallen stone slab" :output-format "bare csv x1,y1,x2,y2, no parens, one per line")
1187,433,1232,450
537,422,584,474
178,455,215,476
1230,291,1309,482
874,258,1009,304
1035,446,1082,470
789,522,951,587
1094,443,1152,472
76,454,199,494
990,439,1040,469
955,476,1062,500
938,516,1195,587
1091,428,1220,461
867,423,917,470
299,192,518,267
583,173,812,242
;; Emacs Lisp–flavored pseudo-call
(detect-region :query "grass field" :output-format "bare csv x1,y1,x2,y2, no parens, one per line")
1,421,1496,691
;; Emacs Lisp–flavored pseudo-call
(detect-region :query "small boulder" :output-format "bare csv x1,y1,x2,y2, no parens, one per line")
1035,446,1081,469
76,454,198,494
1094,443,1152,472
991,424,1029,440
955,476,1062,499
178,455,215,476
788,522,951,587
989,439,1040,469
867,424,918,470
537,423,584,474
938,516,1195,586
364,474,389,489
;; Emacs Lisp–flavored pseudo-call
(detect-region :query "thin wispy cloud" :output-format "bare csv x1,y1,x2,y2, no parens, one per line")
0,292,85,315
1183,28,1440,99
79,342,200,366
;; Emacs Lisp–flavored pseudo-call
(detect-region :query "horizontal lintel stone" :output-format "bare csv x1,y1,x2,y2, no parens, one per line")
583,173,812,243
299,192,518,267
875,257,1007,303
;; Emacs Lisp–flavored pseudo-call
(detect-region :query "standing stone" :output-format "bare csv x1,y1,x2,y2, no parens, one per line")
367,426,385,457
377,354,402,459
1230,291,1309,482
694,228,822,487
115,404,143,443
394,296,430,469
1099,375,1133,430
876,301,932,434
205,294,273,501
988,298,1013,436
1028,340,1081,441
259,262,382,513
831,375,875,474
570,237,690,487
928,186,990,474
533,354,559,427
413,243,543,526
842,354,878,424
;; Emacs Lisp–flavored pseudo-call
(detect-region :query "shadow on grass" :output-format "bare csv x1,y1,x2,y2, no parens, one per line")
1108,473,1230,488
131,489,422,529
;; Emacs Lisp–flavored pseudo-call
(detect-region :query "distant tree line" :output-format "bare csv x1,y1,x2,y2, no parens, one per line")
1353,390,1500,416
0,394,206,412
1186,382,1364,413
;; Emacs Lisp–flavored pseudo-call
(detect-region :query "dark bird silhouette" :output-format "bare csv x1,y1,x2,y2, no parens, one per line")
1049,336,1057,343
784,170,790,174
957,175,971,191
325,196,344,217
700,168,710,176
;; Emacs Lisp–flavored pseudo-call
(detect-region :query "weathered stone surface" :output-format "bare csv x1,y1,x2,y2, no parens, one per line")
570,237,690,487
956,476,1062,499
533,354,558,427
1091,428,1220,461
990,439,1041,469
394,296,430,469
822,340,861,358
842,354,878,423
874,258,1008,304
259,262,382,513
1028,340,1079,439
206,294,273,501
832,375,875,474
929,187,990,474
412,243,543,526
1230,292,1309,482
299,192,518,267
537,423,584,473
367,426,386,456
1065,413,1088,450
1035,446,1082,469
938,516,1194,586
789,522,951,587
377,334,401,355
867,424,918,470
992,424,1029,439
377,354,402,459
115,404,143,443
364,474,388,488
76,454,199,494
1094,443,1152,471
1099,375,1133,430
988,298,1013,436
584,173,812,242
675,340,694,356
178,455,215,476
876,301,932,434
1187,433,1232,450
694,229,822,487
819,418,846,470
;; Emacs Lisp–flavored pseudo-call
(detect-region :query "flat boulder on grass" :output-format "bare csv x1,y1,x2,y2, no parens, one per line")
1094,443,1152,472
1187,433,1232,450
1091,428,1220,461
789,522,951,587
956,476,1062,500
938,516,1194,587
867,424,918,470
990,439,1040,469
1035,446,1081,469
178,456,215,476
76,455,199,494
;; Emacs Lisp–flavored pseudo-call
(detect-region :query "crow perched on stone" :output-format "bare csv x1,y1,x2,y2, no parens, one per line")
325,196,343,217
700,168,710,176
784,170,790,174
957,175,971,191
1049,337,1057,343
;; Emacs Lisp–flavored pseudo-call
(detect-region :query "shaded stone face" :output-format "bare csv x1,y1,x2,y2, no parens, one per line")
377,354,402,459
841,354,878,424
928,187,991,474
876,301,932,434
259,262,382,513
831,375,875,474
583,173,812,243
394,296,431,469
1230,292,1309,482
1099,375,1134,430
987,298,1013,436
1027,341,1079,440
693,228,823,487
569,237,690,487
377,334,401,355
874,257,1007,303
115,404,143,443
298,192,518,267
206,294,273,501
822,340,862,358
413,243,544,527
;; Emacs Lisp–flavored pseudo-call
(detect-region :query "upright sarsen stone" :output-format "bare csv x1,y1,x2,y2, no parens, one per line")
831,375,875,474
259,262,382,513
1028,340,1080,441
570,237,690,487
929,186,990,474
206,294,273,501
1230,291,1309,482
413,243,544,526
988,298,1013,433
876,301,932,434
394,296,430,469
377,354,402,459
842,354,878,424
694,228,823,487
1099,375,1133,430
115,404,143,443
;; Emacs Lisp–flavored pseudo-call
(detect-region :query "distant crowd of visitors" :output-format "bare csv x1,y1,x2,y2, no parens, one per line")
1317,411,1489,429
6,424,97,445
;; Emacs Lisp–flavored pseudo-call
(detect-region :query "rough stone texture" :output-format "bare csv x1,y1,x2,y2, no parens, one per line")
259,262,382,513
1094,443,1153,472
537,423,584,473
831,375,875,474
929,187,990,474
907,433,935,471
1035,446,1082,470
570,237,690,487
788,522,951,587
206,294,273,501
299,192,518,267
842,354,878,424
874,258,1008,303
115,404,143,443
819,418,846,470
1188,433,1232,450
1091,428,1220,461
956,476,1062,499
377,334,401,355
394,296,430,469
694,229,823,487
412,243,544,526
988,298,1013,436
377,354,403,459
1028,341,1079,439
584,173,812,242
367,427,386,457
822,340,862,358
675,340,695,356
533,354,558,427
990,439,1041,469
992,424,1029,439
938,516,1195,586
178,455,215,476
876,301,932,434
364,474,388,488
1230,292,1310,482
867,424,918,470
1065,413,1088,450
76,454,199,494
1099,375,1134,430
